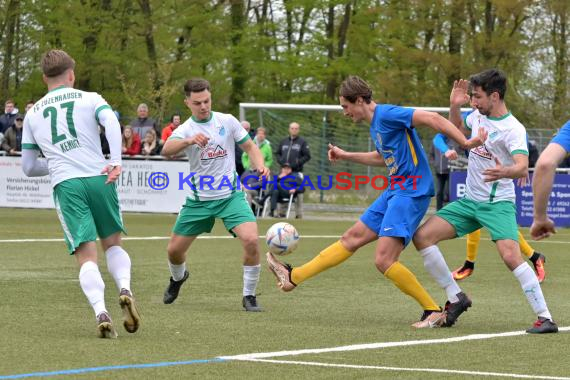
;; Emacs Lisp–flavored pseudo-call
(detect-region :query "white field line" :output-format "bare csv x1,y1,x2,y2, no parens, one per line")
219,326,570,360
0,235,341,243
0,235,569,244
239,358,570,380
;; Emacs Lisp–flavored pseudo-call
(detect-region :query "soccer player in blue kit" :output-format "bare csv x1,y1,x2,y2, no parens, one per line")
267,75,486,328
531,120,570,240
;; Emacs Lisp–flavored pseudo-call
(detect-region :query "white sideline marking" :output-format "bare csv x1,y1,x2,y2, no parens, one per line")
1,235,569,244
0,235,340,243
240,359,570,380
219,326,570,360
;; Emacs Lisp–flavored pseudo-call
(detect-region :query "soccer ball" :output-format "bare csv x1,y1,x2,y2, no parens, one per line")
266,222,300,256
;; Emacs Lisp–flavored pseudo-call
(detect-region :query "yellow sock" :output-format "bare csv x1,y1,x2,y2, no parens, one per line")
466,229,481,263
291,241,353,285
518,230,534,258
384,261,440,311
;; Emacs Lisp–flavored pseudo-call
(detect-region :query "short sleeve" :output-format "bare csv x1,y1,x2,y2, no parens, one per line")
464,111,476,130
551,120,570,153
93,93,112,123
229,115,249,144
169,123,189,140
507,127,529,156
22,117,40,150
379,105,414,131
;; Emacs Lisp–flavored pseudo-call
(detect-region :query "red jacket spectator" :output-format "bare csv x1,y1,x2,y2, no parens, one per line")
160,114,182,144
122,125,141,156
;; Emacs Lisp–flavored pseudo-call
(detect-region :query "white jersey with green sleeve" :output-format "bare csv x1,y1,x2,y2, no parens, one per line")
464,109,528,203
169,111,249,201
22,86,111,187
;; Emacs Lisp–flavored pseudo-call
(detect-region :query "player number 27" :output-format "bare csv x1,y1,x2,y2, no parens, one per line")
44,101,77,144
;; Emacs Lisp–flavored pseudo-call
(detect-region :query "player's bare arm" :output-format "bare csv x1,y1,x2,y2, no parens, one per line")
412,109,487,150
161,133,209,156
240,138,270,177
328,143,385,166
483,154,528,182
530,143,567,239
449,79,471,136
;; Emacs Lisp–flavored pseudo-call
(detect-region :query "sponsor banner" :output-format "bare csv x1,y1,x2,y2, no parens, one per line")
0,157,190,213
450,170,570,227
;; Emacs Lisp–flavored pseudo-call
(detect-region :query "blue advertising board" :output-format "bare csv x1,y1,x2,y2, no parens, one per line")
450,171,570,227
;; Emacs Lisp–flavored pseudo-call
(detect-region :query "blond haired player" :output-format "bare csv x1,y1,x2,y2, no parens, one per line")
21,50,139,338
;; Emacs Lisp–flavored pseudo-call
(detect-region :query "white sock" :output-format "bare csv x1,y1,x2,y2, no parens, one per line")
106,246,131,291
419,245,461,303
513,262,552,320
79,261,106,317
243,264,261,296
169,261,187,281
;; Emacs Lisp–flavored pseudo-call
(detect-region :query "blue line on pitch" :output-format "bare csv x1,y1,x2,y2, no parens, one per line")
0,358,227,379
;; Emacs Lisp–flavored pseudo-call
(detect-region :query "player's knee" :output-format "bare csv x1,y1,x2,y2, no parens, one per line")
412,227,430,249
340,228,367,251
243,235,258,251
374,250,395,273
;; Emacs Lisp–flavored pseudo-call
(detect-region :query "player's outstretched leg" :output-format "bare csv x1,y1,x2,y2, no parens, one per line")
266,240,355,292
453,229,481,280
96,311,118,339
518,230,547,283
119,289,140,333
104,242,141,333
419,245,472,327
498,240,557,334
266,252,297,291
164,270,190,304
529,252,546,283
164,234,195,304
77,242,118,339
452,260,475,281
233,222,263,312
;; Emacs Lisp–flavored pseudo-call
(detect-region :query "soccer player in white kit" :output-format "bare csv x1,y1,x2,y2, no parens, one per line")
21,50,140,339
161,78,270,311
413,69,558,333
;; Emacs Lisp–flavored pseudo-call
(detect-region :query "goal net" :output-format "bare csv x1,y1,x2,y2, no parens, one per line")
238,103,466,206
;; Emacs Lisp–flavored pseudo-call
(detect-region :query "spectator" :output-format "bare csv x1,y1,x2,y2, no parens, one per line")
99,126,110,155
25,101,35,114
241,168,264,212
160,114,181,144
528,139,539,168
122,125,141,156
276,122,311,173
1,114,24,155
0,100,18,134
430,133,458,210
242,127,272,170
141,129,161,156
268,162,304,218
130,103,158,138
235,120,252,176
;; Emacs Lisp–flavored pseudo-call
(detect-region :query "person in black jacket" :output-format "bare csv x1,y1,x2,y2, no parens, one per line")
0,100,18,134
276,122,311,173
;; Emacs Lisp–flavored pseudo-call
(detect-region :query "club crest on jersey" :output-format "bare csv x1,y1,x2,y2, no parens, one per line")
218,126,225,136
200,144,227,161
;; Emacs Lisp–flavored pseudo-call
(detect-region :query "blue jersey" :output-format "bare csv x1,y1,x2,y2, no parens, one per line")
370,104,434,197
552,120,570,153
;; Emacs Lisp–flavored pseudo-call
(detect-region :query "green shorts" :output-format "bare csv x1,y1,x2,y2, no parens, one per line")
436,198,518,242
173,191,256,237
53,175,125,254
